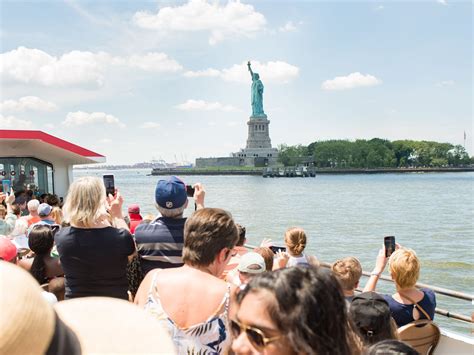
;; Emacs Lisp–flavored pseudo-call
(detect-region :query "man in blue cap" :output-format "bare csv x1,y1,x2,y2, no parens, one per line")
134,176,205,275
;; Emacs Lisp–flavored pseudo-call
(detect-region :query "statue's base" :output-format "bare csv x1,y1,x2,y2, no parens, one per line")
233,147,279,167
246,117,272,149
250,114,267,120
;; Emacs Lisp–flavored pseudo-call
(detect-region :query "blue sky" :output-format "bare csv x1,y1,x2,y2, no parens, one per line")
0,0,472,164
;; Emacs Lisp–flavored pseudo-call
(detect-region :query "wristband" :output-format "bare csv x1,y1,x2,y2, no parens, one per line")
370,271,382,277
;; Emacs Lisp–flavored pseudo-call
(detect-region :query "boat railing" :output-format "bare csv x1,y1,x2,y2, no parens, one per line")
244,244,474,324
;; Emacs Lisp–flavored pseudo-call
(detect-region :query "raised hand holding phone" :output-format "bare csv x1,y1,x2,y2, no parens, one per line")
384,236,396,257
192,183,205,210
103,175,115,197
276,250,289,269
269,245,287,254
6,189,15,205
2,180,11,195
107,189,123,218
186,185,195,197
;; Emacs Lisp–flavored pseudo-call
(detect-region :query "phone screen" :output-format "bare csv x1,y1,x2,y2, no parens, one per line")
384,236,396,257
269,245,287,254
2,179,11,195
103,175,115,197
186,185,195,197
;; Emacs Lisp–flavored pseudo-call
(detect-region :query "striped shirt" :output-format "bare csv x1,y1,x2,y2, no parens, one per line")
134,216,186,275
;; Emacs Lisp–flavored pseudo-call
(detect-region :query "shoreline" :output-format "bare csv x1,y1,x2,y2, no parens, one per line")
148,167,474,176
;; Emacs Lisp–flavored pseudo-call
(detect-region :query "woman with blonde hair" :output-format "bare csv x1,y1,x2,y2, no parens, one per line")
54,176,135,300
364,247,436,327
276,227,319,269
50,206,63,225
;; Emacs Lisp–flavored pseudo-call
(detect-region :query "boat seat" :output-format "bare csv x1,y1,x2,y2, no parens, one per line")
397,319,441,355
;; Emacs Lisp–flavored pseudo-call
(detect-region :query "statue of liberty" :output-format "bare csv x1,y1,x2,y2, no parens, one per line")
247,61,266,118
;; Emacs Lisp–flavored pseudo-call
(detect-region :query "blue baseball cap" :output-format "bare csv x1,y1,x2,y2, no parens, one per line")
155,176,187,209
38,203,52,217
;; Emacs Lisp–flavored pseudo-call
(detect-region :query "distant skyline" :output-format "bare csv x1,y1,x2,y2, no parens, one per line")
1,0,472,164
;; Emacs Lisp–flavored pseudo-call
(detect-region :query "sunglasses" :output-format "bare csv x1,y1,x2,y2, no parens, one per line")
230,318,281,350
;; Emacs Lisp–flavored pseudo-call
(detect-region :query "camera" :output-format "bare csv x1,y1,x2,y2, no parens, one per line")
186,185,195,197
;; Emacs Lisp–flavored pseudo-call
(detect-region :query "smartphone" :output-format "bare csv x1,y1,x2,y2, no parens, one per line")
186,184,195,197
269,245,287,254
2,179,11,195
384,236,396,257
103,175,115,197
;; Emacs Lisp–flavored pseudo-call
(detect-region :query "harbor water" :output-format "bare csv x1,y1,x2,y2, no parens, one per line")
74,169,474,335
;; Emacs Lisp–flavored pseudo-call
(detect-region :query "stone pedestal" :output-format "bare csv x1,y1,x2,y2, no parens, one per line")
232,116,279,167
246,116,272,149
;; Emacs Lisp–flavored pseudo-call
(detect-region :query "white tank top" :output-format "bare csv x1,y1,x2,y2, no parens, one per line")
286,254,310,267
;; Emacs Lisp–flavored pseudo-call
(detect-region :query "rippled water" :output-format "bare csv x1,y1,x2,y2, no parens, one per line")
74,169,474,335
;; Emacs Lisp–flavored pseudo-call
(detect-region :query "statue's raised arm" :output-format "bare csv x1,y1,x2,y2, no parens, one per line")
247,61,254,79
247,61,266,118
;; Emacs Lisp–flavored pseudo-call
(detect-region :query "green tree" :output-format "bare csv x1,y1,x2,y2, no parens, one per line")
279,138,469,168
278,144,308,166
392,140,415,167
448,145,470,166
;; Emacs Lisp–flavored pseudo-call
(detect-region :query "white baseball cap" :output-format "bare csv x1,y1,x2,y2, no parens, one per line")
238,252,266,274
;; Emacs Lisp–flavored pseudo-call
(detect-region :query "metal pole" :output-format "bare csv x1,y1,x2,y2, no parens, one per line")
435,308,472,323
244,246,474,323
318,261,474,302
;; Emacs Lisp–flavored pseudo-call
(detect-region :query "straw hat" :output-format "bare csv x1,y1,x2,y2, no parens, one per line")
55,297,177,354
0,261,176,354
0,261,56,355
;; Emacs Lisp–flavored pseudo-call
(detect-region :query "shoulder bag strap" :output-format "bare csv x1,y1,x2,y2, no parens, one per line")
400,292,431,321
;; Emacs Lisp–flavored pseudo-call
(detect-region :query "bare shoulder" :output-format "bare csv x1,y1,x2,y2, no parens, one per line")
134,269,159,306
308,255,320,267
17,258,32,271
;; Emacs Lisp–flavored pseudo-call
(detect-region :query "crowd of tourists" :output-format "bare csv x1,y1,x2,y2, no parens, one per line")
0,176,438,354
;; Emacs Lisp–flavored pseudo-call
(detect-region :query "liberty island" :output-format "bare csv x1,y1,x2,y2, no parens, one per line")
196,61,278,168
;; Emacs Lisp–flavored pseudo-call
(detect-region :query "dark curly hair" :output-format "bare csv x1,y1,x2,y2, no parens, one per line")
236,267,361,355
28,225,55,284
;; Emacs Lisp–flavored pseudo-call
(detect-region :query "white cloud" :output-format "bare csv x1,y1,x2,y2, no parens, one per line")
127,53,182,72
436,80,455,87
140,121,161,129
0,114,34,129
0,47,110,86
183,68,221,78
436,0,447,5
133,0,266,45
99,138,112,143
0,47,182,87
62,111,126,128
0,96,58,112
176,99,237,112
279,21,297,32
321,72,382,91
375,5,384,11
184,60,299,84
